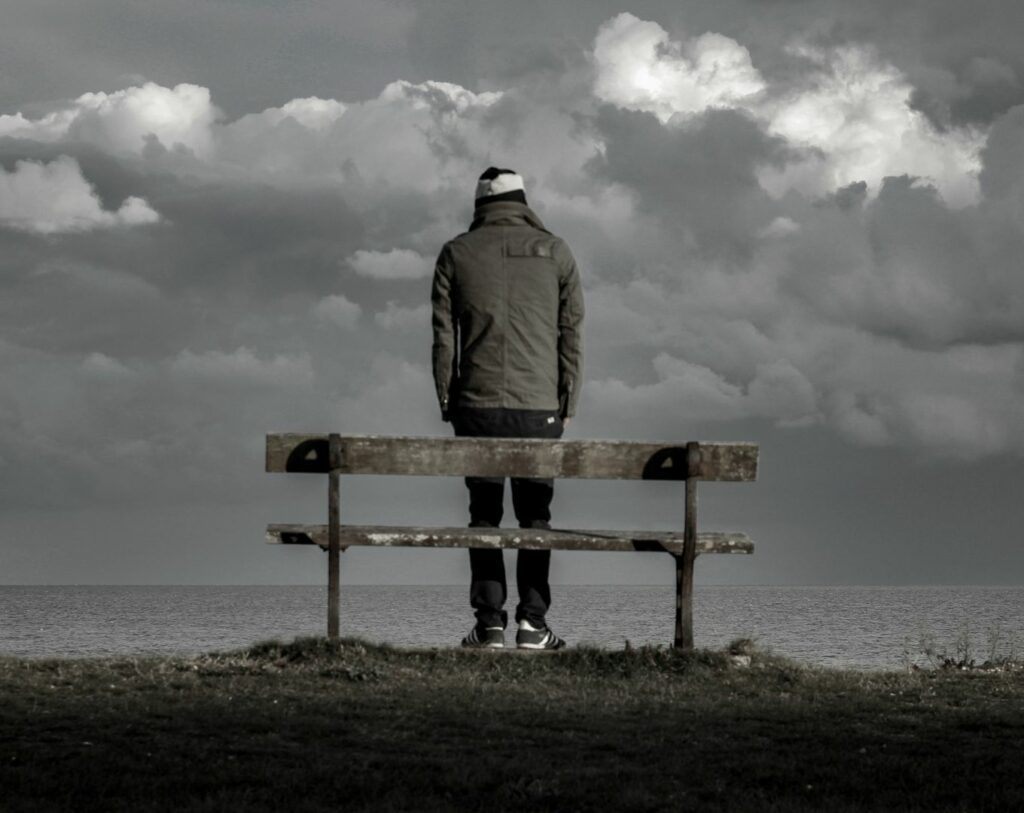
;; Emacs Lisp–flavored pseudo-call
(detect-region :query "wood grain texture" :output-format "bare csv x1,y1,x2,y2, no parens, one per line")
265,434,758,481
266,524,754,555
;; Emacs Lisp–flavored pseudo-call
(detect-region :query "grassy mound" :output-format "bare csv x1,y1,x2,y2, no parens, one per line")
2,638,1023,811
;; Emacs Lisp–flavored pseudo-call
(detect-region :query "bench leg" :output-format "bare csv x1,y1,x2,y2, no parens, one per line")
327,433,341,641
674,553,693,651
675,443,699,650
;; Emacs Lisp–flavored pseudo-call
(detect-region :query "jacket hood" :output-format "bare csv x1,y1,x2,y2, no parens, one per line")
469,200,548,233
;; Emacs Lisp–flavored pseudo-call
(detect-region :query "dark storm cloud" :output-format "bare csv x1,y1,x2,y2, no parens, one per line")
0,139,368,355
590,106,792,260
978,104,1024,199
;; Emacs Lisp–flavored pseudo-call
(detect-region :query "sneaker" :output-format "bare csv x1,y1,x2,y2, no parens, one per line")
461,625,505,649
516,619,566,650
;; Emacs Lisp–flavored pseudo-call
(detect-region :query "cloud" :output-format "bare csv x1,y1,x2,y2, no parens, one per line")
978,103,1024,199
247,97,347,131
313,294,362,329
590,105,785,259
80,352,134,380
348,248,430,280
760,43,983,206
0,155,160,233
0,82,221,157
374,301,430,330
591,14,983,206
330,354,437,435
1,11,1023,479
758,216,800,239
212,79,502,190
815,335,1023,457
588,352,818,426
592,13,765,122
170,347,315,389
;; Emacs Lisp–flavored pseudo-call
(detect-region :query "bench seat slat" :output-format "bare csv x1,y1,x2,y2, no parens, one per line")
266,524,754,555
265,435,758,482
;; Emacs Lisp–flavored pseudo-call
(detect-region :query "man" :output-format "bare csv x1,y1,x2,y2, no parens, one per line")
431,167,584,650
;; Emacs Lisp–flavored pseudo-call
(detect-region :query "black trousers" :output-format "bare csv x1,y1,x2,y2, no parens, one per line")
452,406,563,628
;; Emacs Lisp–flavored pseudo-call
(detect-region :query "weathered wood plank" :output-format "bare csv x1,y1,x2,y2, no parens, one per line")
265,434,758,481
266,524,754,555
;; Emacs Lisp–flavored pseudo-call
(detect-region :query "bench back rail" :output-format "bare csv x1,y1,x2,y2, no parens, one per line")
266,434,758,481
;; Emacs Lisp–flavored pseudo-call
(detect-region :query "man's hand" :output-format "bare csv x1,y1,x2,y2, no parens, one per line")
562,417,571,430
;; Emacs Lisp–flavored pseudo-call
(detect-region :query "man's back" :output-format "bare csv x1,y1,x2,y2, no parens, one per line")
432,199,583,418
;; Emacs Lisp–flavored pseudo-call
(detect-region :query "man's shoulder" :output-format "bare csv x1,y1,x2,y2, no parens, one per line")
446,229,574,264
543,232,577,269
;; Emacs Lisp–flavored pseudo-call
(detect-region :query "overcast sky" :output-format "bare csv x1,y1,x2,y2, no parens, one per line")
1,0,1023,587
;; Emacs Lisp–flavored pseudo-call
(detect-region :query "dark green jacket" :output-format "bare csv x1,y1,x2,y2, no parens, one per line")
431,201,584,418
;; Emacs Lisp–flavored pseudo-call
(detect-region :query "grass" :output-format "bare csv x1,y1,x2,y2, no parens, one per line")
2,638,1023,812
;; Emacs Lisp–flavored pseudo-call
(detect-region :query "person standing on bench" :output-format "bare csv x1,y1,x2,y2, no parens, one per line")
431,167,584,650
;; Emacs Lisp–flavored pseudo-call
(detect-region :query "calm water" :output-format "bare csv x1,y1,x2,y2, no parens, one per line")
1,585,1021,671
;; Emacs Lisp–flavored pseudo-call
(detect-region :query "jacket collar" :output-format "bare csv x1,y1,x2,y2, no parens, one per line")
469,200,548,232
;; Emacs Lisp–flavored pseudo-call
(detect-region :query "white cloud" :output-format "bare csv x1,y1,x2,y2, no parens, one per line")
212,97,348,175
758,216,801,239
255,97,347,131
0,108,79,142
0,27,987,210
0,82,221,157
80,352,133,380
312,294,362,328
591,15,983,206
587,352,818,425
170,347,314,388
313,79,502,192
0,75,567,217
378,79,501,113
348,248,430,280
0,155,160,233
760,44,983,206
593,13,765,122
374,302,430,330
212,78,502,188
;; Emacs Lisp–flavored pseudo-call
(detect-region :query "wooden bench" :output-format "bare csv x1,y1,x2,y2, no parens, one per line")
265,434,759,650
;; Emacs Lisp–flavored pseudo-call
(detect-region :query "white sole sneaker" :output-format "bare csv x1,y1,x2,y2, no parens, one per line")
461,626,505,648
515,621,566,650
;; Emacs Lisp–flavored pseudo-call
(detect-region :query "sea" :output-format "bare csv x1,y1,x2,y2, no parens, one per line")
1,585,1021,671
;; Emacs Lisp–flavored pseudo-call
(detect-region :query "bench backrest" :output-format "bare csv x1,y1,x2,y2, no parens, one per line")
265,434,758,481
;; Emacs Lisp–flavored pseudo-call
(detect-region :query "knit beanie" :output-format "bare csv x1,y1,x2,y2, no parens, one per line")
475,166,527,206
